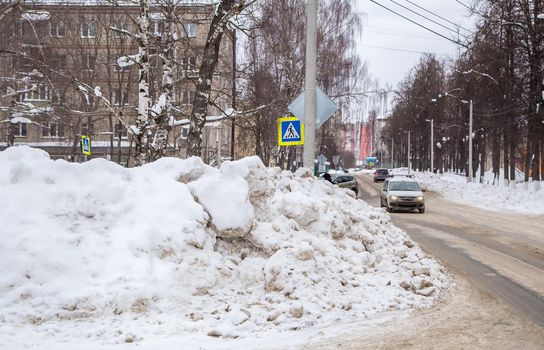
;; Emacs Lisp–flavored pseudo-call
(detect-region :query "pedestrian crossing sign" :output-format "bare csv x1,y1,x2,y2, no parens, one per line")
278,117,304,146
81,135,91,155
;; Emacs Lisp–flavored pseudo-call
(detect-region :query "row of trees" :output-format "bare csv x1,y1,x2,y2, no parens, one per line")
1,0,375,168
235,0,374,168
384,0,543,188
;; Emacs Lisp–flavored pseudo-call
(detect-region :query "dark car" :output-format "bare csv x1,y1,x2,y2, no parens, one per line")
373,168,390,182
331,174,359,197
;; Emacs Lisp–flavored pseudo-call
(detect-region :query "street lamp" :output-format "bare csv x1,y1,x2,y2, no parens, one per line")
404,130,411,175
433,91,473,182
425,118,434,173
390,137,394,169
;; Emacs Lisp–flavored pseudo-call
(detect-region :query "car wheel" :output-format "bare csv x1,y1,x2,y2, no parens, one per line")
419,208,425,214
380,199,385,208
352,188,359,197
386,202,393,213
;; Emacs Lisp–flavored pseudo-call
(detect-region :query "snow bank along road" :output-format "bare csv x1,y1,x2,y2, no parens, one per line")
354,173,544,343
0,147,451,350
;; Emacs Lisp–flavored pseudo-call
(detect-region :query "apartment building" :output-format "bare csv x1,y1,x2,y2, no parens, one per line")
0,0,234,165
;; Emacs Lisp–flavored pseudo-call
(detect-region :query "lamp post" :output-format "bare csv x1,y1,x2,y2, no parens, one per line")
460,70,506,183
468,99,473,183
404,130,411,175
391,138,394,168
303,0,317,169
433,91,473,182
425,117,434,173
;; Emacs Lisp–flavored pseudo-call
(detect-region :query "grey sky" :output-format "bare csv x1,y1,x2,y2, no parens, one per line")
357,0,477,88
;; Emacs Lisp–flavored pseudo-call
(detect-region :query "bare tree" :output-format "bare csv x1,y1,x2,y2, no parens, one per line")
238,0,367,168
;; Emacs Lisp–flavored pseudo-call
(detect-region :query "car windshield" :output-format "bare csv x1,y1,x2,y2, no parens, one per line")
334,176,354,183
389,181,420,191
376,169,388,174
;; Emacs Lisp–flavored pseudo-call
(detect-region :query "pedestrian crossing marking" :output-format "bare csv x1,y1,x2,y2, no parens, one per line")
283,122,300,139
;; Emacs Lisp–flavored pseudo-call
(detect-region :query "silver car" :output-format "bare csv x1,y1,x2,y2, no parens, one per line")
380,176,425,213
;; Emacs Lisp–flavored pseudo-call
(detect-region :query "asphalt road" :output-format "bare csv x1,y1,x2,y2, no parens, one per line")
356,173,544,327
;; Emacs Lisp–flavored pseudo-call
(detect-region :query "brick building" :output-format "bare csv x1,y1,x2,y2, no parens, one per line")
0,0,234,166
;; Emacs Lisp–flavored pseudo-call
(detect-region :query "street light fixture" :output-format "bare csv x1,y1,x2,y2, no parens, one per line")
433,91,474,183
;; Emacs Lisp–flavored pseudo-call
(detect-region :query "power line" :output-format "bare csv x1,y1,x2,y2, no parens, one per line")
403,0,473,34
388,0,469,39
365,28,443,40
455,0,473,12
369,0,468,48
360,44,452,56
366,25,441,36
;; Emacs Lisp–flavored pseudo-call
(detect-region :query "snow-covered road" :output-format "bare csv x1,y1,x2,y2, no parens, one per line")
345,173,544,349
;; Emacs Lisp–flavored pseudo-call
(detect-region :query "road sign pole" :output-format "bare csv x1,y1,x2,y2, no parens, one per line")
303,0,317,169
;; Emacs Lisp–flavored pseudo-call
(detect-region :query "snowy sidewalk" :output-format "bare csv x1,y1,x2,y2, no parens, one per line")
410,171,544,215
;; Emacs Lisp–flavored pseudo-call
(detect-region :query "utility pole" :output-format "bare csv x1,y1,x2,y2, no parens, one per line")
405,131,412,175
429,119,434,172
303,0,317,170
407,131,411,175
230,29,236,160
468,100,473,183
391,138,394,168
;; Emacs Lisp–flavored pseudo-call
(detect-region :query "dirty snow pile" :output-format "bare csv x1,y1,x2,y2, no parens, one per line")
0,146,449,349
411,171,544,214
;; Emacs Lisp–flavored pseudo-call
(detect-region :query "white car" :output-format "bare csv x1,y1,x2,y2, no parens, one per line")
380,176,425,213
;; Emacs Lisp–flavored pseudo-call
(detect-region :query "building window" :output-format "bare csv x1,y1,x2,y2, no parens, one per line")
114,89,128,106
19,20,30,36
41,121,64,137
182,90,195,105
50,19,65,37
25,85,49,101
82,54,96,70
51,54,66,70
183,22,197,38
15,122,27,137
112,23,129,38
81,122,94,136
81,19,97,38
151,21,164,36
114,122,128,138
182,56,197,71
181,127,188,139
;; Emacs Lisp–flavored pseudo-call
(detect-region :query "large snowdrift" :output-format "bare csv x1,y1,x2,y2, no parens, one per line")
0,147,449,348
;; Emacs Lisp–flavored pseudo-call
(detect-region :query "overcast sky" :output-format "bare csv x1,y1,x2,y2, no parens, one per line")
357,0,477,89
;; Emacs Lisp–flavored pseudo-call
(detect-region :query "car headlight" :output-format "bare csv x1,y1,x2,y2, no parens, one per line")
390,195,399,202
416,196,424,202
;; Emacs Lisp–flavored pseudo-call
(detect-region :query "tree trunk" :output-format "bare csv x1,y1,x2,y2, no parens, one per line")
187,0,244,157
150,5,175,161
480,132,487,184
134,0,151,166
492,127,500,185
